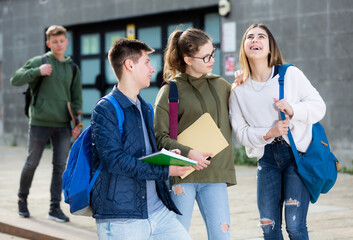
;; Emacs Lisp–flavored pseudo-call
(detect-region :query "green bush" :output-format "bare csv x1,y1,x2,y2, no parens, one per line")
339,160,353,175
233,145,257,166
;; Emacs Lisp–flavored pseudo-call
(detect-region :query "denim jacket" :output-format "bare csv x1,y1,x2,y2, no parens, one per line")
90,86,180,219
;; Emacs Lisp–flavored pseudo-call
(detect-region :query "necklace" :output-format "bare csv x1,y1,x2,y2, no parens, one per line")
250,78,268,92
249,67,274,92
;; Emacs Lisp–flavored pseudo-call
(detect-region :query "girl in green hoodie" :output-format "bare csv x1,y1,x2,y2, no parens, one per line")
154,28,236,240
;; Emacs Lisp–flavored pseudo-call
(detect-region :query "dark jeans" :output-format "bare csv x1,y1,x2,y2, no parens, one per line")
257,141,310,240
18,125,71,205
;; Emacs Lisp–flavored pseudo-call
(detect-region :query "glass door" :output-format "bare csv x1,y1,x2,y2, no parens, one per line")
80,33,101,128
137,26,162,104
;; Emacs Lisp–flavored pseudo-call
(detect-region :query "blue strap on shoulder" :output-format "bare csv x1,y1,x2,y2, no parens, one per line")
103,94,125,135
278,64,294,119
89,94,154,192
169,81,178,102
147,102,154,120
278,64,300,160
88,94,125,192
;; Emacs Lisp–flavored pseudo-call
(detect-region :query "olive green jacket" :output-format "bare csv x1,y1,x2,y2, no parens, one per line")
154,73,236,186
10,52,82,127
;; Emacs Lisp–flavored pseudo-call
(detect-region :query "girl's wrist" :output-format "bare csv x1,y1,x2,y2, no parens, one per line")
263,129,273,140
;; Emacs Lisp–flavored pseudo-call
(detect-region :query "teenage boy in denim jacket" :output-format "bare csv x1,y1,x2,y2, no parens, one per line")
90,38,191,240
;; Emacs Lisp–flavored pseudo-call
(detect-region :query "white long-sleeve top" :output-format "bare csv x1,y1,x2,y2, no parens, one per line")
229,65,326,160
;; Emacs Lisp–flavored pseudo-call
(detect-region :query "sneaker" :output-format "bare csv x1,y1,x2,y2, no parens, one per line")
18,199,30,218
47,206,70,222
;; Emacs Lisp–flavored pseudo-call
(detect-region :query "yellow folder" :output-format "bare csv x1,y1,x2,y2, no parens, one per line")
177,113,229,179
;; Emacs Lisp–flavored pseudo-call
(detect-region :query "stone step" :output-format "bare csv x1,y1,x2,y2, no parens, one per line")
0,209,96,240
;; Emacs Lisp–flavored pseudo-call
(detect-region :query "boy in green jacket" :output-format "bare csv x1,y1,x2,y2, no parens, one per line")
10,25,82,222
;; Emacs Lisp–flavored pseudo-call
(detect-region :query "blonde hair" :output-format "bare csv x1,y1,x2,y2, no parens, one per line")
45,25,67,40
163,28,212,82
239,23,284,82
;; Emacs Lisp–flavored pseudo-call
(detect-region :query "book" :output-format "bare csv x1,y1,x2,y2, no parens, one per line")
139,148,197,166
67,102,84,128
177,113,229,179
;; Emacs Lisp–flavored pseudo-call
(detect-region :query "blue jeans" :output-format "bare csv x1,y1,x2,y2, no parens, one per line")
257,141,310,240
96,206,191,240
18,125,71,204
171,183,231,240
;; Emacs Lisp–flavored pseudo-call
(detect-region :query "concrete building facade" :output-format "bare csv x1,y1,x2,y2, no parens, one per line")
0,0,352,167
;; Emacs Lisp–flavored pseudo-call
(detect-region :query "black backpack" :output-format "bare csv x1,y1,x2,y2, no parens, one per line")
23,55,77,117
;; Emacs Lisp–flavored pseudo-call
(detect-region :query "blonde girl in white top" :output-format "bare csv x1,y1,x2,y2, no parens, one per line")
229,23,325,240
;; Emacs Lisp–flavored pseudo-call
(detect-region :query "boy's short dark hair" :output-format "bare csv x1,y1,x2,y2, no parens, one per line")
46,25,67,40
108,38,154,80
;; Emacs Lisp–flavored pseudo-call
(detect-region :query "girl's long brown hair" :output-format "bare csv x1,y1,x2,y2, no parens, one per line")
163,28,212,82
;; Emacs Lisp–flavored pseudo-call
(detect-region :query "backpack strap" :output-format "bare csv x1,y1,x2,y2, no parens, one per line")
89,95,154,192
86,126,102,192
70,61,78,94
33,55,77,106
147,102,154,120
88,161,102,193
41,54,49,64
71,61,77,78
102,94,153,133
32,55,48,107
103,94,124,135
278,64,293,102
278,64,300,160
169,81,178,140
88,94,125,192
278,64,294,119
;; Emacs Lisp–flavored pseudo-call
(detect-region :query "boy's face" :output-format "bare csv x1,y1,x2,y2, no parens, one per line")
46,34,68,57
132,51,156,89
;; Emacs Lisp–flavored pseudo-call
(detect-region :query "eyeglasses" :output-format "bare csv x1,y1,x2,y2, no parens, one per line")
189,48,216,63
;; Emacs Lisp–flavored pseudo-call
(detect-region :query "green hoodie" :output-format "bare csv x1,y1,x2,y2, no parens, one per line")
10,52,82,127
154,73,236,186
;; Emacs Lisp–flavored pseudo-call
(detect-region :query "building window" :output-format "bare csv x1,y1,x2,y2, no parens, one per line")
81,34,100,55
67,7,220,128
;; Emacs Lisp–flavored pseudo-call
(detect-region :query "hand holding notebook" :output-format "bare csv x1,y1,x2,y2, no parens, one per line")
177,113,229,179
139,148,197,166
187,149,212,170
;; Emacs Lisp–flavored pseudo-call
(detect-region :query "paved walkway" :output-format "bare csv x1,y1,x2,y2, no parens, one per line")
0,146,352,239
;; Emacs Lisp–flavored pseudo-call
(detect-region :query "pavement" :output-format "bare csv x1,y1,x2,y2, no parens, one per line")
0,145,352,240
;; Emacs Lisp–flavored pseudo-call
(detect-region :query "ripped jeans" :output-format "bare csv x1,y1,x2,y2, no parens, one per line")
257,141,310,240
171,183,231,240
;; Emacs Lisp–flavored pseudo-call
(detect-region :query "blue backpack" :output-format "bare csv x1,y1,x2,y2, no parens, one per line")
278,64,339,203
62,94,124,216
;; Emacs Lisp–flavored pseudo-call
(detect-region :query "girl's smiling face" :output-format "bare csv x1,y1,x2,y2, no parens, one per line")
244,27,271,61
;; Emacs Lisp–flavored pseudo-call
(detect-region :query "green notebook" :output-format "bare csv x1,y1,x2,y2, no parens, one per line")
139,148,197,166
